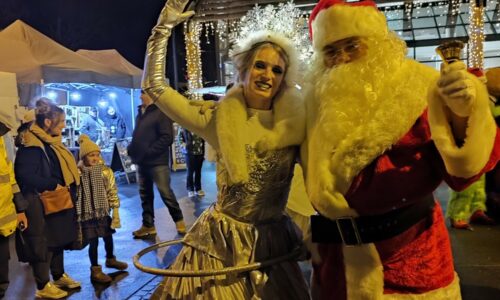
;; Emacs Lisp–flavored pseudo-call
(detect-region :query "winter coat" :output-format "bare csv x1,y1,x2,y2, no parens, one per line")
79,113,103,142
304,60,499,299
127,104,174,166
14,137,77,262
102,113,127,139
179,129,204,156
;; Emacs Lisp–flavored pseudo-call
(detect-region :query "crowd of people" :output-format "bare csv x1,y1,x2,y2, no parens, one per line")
1,0,500,299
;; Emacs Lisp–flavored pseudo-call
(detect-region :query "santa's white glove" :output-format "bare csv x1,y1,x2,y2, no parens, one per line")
111,207,121,229
189,100,218,115
437,61,476,117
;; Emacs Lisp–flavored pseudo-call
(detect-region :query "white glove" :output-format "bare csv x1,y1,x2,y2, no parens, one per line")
436,61,476,117
111,207,121,229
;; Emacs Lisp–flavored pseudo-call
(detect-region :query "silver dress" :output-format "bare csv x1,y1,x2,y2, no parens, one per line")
152,146,309,300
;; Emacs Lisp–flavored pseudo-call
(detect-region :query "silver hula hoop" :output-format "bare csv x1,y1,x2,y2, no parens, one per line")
133,239,303,277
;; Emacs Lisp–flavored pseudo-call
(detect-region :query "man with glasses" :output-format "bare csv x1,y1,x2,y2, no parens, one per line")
303,0,500,299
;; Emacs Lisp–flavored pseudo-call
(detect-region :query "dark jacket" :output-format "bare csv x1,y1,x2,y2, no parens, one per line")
180,129,205,156
14,143,77,262
128,104,174,166
103,113,127,139
79,113,103,142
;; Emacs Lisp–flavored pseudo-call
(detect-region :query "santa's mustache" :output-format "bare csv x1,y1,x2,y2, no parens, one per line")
313,34,406,106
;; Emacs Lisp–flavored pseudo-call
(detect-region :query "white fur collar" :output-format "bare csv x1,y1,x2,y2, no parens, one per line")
216,84,305,184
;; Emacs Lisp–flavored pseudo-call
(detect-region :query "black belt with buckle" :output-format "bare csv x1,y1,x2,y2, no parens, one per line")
311,194,435,246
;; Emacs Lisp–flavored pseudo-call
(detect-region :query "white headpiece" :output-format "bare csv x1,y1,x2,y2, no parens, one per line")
230,30,299,86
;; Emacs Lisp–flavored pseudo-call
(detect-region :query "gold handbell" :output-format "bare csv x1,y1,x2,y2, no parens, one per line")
436,40,465,64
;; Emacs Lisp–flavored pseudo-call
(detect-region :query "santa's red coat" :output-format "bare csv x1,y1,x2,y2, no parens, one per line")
313,110,500,299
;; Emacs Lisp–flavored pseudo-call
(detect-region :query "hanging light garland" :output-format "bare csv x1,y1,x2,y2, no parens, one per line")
468,0,485,69
184,21,203,99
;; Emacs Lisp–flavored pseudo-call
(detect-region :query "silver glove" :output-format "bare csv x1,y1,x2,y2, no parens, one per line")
142,0,194,100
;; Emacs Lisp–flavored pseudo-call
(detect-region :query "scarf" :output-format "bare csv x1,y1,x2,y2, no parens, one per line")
76,164,109,222
24,124,80,186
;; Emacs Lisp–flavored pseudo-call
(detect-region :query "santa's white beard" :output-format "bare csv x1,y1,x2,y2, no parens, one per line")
309,34,407,148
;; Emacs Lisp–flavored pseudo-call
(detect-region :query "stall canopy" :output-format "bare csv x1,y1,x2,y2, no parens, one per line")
76,49,143,88
0,20,142,89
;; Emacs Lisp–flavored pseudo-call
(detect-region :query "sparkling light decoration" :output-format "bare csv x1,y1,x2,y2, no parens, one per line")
450,0,461,16
468,0,485,69
231,1,313,65
184,21,203,100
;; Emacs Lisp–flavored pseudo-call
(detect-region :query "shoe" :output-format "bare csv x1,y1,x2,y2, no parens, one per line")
132,225,157,238
53,273,81,289
90,265,112,283
175,220,187,234
35,282,68,299
196,190,205,197
450,219,472,230
105,257,128,270
188,191,195,197
470,210,496,225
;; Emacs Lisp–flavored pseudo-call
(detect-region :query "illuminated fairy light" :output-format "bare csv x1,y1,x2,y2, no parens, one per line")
184,21,203,100
450,0,461,16
232,1,313,65
468,0,485,69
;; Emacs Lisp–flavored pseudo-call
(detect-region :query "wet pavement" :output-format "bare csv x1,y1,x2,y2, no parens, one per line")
4,162,500,299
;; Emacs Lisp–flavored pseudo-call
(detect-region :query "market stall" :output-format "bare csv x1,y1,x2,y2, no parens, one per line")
0,20,142,174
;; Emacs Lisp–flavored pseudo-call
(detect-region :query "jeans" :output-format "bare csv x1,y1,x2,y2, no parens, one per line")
31,248,64,289
138,164,183,227
0,235,10,298
185,154,204,191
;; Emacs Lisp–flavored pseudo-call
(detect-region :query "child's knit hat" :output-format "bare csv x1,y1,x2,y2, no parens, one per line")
79,134,100,159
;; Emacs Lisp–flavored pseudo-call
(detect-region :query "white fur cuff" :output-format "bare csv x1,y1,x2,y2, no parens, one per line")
428,75,497,178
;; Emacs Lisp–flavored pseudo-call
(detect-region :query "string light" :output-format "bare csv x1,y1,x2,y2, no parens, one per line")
184,21,203,100
468,0,485,69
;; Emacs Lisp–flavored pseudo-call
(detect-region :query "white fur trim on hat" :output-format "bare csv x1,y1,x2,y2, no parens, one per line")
312,5,388,51
230,30,299,86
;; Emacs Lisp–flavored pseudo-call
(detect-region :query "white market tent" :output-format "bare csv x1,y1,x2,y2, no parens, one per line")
0,20,142,105
76,49,143,88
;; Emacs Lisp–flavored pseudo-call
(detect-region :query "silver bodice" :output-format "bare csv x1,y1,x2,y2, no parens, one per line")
216,145,297,223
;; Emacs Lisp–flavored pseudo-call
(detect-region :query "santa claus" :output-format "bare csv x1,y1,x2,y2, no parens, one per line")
302,0,500,299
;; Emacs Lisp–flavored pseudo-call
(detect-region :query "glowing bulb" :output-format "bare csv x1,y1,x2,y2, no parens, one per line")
70,92,81,101
47,91,57,100
98,99,108,108
108,92,117,100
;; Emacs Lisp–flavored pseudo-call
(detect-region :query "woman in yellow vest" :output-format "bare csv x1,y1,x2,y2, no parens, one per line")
0,114,28,298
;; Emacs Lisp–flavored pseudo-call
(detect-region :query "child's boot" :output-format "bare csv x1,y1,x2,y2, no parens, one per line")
91,265,112,283
105,256,128,270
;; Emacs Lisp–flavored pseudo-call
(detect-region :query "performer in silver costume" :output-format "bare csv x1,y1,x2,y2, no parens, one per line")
142,1,309,299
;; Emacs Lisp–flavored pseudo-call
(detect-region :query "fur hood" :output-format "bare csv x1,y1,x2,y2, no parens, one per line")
217,83,305,184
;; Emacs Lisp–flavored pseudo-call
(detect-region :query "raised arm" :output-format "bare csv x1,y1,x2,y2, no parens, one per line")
142,0,216,145
429,61,499,179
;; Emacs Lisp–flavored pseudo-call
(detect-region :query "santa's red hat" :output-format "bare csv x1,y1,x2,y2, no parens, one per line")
309,0,388,51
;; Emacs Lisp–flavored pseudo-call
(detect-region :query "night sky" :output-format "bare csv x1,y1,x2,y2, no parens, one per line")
0,0,167,68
